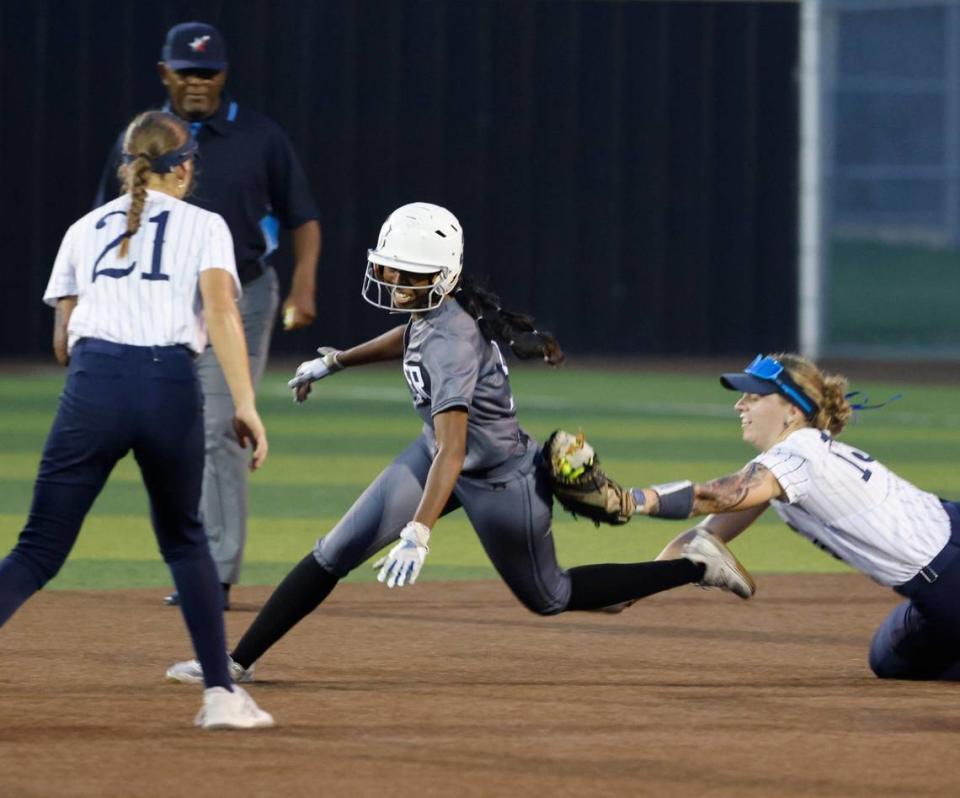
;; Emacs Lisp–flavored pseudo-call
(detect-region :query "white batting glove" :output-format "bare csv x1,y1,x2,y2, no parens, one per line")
376,522,431,588
287,347,343,403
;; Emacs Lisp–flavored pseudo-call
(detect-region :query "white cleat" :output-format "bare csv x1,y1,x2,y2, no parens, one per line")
682,529,756,600
166,656,255,685
194,686,274,730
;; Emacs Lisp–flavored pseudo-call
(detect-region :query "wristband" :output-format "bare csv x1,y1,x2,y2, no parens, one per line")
401,521,431,549
649,480,695,519
320,349,344,373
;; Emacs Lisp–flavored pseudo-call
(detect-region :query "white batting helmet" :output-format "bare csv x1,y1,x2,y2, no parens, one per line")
362,202,464,313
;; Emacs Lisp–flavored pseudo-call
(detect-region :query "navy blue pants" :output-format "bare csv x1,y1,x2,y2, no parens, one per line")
0,339,231,689
869,501,960,680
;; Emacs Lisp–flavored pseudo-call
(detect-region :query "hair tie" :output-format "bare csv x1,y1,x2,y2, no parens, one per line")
844,390,903,412
121,138,197,173
120,152,152,165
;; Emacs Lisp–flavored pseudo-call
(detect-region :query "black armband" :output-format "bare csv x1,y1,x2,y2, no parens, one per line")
649,480,695,519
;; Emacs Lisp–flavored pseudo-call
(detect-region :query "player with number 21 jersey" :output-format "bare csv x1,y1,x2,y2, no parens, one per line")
46,190,235,354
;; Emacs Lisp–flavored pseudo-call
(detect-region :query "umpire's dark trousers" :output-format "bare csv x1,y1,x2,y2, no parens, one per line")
0,339,230,687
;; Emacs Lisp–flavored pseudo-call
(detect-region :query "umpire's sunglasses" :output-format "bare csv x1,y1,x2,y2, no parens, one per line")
720,355,819,419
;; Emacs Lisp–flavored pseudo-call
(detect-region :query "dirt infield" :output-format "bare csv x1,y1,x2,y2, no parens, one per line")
1,575,958,798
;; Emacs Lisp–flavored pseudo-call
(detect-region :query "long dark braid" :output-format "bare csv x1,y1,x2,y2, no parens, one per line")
454,276,565,366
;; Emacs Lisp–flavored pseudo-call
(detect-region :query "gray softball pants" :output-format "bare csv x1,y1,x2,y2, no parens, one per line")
197,266,279,585
313,434,572,615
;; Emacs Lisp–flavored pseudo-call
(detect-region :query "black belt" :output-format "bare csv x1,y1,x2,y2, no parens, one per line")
238,259,267,285
894,501,960,598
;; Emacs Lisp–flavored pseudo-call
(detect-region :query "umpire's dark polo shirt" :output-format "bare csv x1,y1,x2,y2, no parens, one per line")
95,97,318,284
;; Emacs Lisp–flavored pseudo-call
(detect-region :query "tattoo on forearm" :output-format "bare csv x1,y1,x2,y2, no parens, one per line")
694,463,770,513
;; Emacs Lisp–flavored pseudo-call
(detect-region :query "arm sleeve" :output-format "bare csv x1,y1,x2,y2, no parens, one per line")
93,131,125,209
753,447,811,504
266,126,319,229
43,224,79,306
424,336,479,416
198,213,242,298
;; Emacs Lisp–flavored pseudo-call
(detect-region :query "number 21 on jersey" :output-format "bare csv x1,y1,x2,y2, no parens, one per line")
92,210,169,283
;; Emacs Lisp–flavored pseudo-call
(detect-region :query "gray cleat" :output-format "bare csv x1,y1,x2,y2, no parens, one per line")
682,529,756,599
166,655,255,685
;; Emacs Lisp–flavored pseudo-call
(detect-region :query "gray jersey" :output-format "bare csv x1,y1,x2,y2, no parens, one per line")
313,298,570,615
402,299,523,473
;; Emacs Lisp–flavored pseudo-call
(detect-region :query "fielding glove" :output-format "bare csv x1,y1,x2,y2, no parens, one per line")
376,522,431,588
287,347,343,403
543,429,637,526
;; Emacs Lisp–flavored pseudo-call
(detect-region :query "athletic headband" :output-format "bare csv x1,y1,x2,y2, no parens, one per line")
122,137,198,174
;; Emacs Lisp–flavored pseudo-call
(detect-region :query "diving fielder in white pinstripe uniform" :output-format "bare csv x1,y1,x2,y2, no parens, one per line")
631,353,960,680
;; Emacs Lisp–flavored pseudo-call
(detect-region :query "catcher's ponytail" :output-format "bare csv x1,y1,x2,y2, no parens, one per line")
455,277,565,366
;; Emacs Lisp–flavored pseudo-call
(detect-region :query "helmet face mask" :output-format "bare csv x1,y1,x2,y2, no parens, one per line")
363,263,445,312
362,203,463,313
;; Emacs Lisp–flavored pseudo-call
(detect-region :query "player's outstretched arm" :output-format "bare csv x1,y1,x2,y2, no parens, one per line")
200,269,268,470
338,324,406,366
634,462,784,520
287,324,407,403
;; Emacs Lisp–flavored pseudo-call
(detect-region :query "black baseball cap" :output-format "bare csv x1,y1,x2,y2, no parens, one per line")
161,22,228,71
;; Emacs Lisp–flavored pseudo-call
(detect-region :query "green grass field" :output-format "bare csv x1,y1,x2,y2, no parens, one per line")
828,239,960,354
2,363,959,590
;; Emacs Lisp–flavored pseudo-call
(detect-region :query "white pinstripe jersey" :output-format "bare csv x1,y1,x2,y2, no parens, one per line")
44,189,240,354
754,427,950,586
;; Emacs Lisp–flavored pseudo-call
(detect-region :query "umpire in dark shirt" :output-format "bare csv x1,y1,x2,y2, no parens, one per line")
95,22,321,608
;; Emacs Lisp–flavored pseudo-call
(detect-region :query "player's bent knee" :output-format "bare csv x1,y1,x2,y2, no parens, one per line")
513,593,566,617
868,644,904,679
868,625,922,679
868,602,917,679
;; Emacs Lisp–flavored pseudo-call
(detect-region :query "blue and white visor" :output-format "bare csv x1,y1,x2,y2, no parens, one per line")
720,355,818,419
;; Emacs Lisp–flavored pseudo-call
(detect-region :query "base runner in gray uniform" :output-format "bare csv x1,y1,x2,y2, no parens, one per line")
166,203,754,685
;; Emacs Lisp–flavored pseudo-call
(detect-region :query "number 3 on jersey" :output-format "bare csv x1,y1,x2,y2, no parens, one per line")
92,210,170,283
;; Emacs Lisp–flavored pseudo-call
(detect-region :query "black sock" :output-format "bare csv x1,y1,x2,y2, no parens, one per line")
231,553,339,669
565,560,705,611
